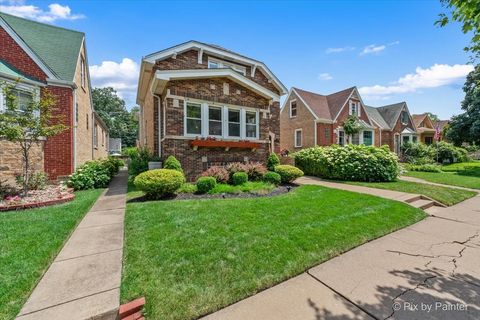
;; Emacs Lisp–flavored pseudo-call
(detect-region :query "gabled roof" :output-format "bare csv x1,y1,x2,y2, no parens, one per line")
377,102,407,128
434,120,449,130
288,87,356,121
364,105,390,130
0,12,84,81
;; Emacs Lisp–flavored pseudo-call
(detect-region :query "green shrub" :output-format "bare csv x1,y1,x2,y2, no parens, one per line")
263,171,281,185
401,142,435,164
178,183,197,193
275,165,304,183
406,164,442,173
67,160,111,190
196,177,217,193
429,141,468,164
244,162,267,181
266,153,280,171
128,147,159,178
232,172,248,185
16,171,48,190
134,169,185,199
163,155,183,173
294,145,399,182
200,166,229,183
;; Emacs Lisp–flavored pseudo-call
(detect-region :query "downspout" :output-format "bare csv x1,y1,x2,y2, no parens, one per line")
153,94,162,157
73,88,77,169
314,121,317,146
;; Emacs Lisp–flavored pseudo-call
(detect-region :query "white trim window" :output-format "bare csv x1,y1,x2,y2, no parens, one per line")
294,129,302,147
362,130,373,146
184,101,260,140
290,99,297,118
0,89,5,113
400,111,409,125
208,58,246,76
185,102,202,135
338,130,345,146
349,101,360,116
208,105,223,136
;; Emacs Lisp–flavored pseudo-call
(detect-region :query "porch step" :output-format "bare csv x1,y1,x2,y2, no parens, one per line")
409,199,436,210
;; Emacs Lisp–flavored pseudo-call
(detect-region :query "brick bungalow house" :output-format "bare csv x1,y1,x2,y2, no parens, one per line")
0,12,108,181
412,113,437,145
137,41,287,180
280,87,417,154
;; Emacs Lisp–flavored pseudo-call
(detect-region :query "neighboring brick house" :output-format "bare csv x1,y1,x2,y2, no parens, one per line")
412,113,437,144
0,12,108,181
137,41,287,180
280,87,418,154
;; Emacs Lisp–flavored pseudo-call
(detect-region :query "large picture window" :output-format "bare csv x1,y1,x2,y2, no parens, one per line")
208,106,222,136
228,109,241,137
186,103,202,135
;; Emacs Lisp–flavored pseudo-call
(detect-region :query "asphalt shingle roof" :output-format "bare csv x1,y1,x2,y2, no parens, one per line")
377,102,406,129
364,105,391,130
0,12,84,81
293,87,355,120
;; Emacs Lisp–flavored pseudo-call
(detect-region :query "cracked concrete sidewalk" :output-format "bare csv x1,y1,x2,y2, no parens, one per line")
202,192,480,319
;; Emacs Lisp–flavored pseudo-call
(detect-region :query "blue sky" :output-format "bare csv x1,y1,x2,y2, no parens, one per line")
0,0,473,119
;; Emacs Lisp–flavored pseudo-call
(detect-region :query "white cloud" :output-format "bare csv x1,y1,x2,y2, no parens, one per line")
360,41,399,56
0,2,84,23
90,58,140,106
359,63,474,99
318,73,333,80
326,46,355,54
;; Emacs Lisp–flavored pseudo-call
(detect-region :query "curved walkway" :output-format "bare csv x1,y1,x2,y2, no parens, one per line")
16,170,128,320
203,184,480,320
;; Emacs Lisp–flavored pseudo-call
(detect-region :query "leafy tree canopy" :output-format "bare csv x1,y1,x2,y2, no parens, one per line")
426,112,440,122
92,87,138,147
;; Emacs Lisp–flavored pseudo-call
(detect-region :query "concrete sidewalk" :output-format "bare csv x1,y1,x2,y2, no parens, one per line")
16,170,128,320
203,187,480,320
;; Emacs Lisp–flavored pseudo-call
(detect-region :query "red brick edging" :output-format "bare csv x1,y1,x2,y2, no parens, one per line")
0,194,75,212
119,297,145,320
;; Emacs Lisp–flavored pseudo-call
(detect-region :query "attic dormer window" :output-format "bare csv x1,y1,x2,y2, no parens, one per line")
208,58,246,76
401,111,409,125
349,101,360,116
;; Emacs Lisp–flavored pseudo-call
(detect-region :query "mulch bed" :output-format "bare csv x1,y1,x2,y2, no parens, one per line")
128,184,298,203
0,185,75,212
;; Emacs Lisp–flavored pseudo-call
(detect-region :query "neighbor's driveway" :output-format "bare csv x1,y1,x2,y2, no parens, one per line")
203,187,480,319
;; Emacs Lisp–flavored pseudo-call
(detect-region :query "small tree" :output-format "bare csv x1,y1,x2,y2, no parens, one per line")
0,82,67,196
342,115,362,144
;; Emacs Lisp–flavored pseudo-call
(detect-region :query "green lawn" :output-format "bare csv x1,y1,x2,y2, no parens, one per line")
404,171,480,190
440,161,480,172
121,185,425,320
0,189,103,320
346,180,476,206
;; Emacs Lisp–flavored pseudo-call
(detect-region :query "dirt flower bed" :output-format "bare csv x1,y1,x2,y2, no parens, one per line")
0,185,75,211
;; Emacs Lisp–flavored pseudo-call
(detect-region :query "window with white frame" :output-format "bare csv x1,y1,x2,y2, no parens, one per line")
208,58,246,76
290,100,297,118
228,109,241,137
0,89,5,113
338,130,345,146
400,111,409,125
295,129,302,147
186,103,202,135
363,130,373,146
0,87,35,116
349,101,359,116
351,133,360,145
208,106,222,136
184,101,260,140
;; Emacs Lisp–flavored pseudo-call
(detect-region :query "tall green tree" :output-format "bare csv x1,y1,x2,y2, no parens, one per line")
92,87,138,147
446,64,480,145
426,112,440,122
0,83,67,195
436,0,480,61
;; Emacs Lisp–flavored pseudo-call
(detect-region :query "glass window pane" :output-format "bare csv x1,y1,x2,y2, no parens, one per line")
228,109,240,122
209,107,222,121
352,133,360,145
187,119,201,134
209,121,222,136
246,124,256,138
246,111,256,124
187,104,201,118
229,123,240,137
363,131,372,146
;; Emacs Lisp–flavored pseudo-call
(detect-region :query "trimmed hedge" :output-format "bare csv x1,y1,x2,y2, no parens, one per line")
134,169,185,199
266,153,280,171
196,177,217,194
294,145,399,182
406,164,442,173
232,172,248,185
263,171,281,185
67,157,124,190
275,165,304,183
163,155,183,173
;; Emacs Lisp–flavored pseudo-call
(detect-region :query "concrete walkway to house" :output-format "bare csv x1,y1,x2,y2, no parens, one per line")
16,170,128,320
203,187,480,320
295,176,443,209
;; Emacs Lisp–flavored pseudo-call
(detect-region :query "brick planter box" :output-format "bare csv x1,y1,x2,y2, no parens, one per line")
0,194,75,212
190,139,261,151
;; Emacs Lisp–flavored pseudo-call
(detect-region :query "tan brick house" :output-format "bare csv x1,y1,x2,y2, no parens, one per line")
137,41,287,180
280,87,417,154
412,113,437,144
0,12,108,181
